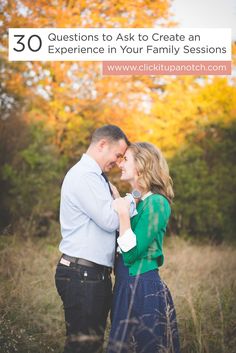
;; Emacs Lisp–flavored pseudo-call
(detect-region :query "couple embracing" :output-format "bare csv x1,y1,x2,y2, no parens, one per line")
55,125,180,353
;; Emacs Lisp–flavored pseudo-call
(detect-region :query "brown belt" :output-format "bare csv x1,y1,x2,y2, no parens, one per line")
61,254,112,273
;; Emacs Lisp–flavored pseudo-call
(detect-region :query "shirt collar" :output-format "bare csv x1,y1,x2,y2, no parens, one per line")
81,153,102,175
141,191,153,201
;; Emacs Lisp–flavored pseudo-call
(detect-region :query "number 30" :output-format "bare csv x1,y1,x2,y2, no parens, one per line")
13,35,42,52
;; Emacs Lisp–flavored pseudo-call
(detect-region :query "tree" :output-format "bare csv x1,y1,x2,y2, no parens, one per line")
169,122,236,241
0,0,173,157
1,121,67,233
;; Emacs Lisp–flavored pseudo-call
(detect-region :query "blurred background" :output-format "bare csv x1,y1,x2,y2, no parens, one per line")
0,1,235,352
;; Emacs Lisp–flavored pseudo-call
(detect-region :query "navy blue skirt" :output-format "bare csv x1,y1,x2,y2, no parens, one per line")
107,255,180,353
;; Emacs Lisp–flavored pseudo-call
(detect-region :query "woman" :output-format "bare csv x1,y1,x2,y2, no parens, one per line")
107,142,180,353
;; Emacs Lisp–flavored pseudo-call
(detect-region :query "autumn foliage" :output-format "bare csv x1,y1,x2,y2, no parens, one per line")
0,0,235,240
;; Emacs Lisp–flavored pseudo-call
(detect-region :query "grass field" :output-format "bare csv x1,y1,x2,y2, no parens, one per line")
0,231,235,353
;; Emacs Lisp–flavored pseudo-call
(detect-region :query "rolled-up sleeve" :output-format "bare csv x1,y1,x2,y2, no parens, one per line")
117,228,137,252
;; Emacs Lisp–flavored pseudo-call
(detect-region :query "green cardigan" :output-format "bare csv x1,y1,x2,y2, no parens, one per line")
122,193,171,276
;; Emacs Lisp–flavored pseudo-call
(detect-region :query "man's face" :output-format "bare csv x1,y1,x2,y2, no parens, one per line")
101,139,128,172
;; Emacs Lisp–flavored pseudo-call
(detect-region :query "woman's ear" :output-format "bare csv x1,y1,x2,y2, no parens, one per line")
134,173,139,182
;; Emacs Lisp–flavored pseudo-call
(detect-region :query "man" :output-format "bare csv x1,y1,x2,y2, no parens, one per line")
55,125,129,353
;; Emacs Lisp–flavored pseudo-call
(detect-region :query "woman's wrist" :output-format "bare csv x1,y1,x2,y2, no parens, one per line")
118,209,129,218
118,212,131,236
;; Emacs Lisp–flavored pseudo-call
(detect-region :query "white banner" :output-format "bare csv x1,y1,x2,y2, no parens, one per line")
8,28,231,61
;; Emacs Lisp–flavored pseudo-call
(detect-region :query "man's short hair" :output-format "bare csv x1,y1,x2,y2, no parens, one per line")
91,125,130,145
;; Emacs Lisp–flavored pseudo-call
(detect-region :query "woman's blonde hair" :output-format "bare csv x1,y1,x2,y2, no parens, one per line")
129,142,174,203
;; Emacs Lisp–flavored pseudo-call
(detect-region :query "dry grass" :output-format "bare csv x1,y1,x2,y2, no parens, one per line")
0,232,63,353
162,237,236,353
0,233,235,353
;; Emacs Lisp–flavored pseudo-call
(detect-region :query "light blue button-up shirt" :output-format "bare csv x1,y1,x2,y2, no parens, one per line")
59,154,120,267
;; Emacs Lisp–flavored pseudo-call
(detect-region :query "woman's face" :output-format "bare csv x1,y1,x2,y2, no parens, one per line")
119,148,138,184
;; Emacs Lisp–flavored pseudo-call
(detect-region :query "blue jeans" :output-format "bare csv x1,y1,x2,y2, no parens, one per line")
55,262,112,353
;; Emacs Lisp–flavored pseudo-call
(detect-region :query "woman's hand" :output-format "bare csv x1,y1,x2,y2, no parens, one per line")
109,183,120,199
112,197,131,236
112,197,130,215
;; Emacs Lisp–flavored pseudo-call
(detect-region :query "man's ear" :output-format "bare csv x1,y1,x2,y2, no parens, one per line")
97,139,107,151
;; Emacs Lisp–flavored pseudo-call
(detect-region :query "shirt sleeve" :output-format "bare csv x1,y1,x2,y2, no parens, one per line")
122,196,170,264
117,228,137,252
69,172,119,232
125,193,138,217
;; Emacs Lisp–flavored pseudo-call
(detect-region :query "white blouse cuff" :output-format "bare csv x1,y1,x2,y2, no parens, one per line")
117,228,136,252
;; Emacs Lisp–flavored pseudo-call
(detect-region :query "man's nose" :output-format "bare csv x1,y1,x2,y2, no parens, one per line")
115,160,121,167
117,159,123,168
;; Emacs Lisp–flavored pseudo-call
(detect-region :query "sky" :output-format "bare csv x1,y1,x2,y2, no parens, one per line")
171,0,236,40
